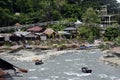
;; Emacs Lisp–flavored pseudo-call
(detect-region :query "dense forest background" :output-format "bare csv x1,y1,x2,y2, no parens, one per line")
0,0,120,27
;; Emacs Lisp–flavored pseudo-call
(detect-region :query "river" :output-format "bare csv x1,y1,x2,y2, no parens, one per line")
0,49,120,80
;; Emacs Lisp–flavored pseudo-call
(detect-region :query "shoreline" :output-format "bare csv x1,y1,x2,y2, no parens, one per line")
100,56,120,66
100,47,120,66
0,49,79,62
1,44,120,67
0,49,99,62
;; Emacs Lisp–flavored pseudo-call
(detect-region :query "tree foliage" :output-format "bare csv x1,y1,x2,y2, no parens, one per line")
104,27,120,40
82,7,100,25
0,0,119,27
77,26,100,42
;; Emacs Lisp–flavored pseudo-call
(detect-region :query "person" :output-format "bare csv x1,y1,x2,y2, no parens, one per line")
35,60,44,65
0,68,5,77
0,68,6,80
0,69,13,80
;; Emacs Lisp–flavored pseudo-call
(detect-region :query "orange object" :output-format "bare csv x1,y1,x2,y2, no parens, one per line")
18,68,28,73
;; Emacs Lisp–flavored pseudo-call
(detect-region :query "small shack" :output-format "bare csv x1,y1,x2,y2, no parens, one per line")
13,31,31,41
24,33,39,40
58,31,70,39
0,35,4,42
35,33,47,40
64,27,77,38
0,34,12,41
43,28,55,38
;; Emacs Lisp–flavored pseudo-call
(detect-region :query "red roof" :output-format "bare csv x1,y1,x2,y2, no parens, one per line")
27,26,43,32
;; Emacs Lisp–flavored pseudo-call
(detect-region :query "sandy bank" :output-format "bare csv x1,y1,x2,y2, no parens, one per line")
100,56,120,66
100,47,120,66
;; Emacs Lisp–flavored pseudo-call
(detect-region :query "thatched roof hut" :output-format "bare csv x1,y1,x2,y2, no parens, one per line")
15,23,21,26
43,28,55,35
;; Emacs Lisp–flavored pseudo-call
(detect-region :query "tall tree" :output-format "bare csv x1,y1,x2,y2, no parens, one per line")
82,7,100,25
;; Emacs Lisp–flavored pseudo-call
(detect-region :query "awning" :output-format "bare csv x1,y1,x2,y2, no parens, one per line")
58,31,70,35
64,27,77,31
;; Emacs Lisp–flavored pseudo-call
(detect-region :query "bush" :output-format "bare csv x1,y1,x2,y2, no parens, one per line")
115,36,120,46
98,44,109,50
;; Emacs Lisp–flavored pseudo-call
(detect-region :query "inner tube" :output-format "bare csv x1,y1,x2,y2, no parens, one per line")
81,67,92,73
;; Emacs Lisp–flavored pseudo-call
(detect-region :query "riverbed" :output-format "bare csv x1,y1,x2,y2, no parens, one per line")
0,49,120,80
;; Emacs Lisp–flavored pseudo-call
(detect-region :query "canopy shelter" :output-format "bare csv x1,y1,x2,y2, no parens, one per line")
27,26,43,32
74,20,82,27
74,20,82,25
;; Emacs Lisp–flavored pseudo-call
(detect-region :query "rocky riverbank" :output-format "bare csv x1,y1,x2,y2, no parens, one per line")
100,47,120,66
0,49,80,62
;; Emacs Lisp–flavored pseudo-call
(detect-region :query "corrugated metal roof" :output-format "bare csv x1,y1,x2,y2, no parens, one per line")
64,27,77,31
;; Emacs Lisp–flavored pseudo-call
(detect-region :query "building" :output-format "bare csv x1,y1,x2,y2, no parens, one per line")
100,5,117,28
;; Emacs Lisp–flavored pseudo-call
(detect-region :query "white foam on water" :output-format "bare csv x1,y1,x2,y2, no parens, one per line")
99,74,108,78
56,62,60,64
88,51,96,54
51,76,59,80
47,60,55,62
29,76,38,79
99,74,120,80
65,59,73,62
67,78,81,80
39,68,47,71
5,50,80,62
74,59,81,61
110,76,118,80
44,79,50,80
29,69,36,71
109,76,120,80
63,72,91,77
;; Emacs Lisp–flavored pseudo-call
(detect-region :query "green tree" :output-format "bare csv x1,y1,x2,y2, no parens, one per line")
0,0,119,27
77,26,91,40
77,25,100,41
82,7,100,25
104,27,120,40
115,15,120,24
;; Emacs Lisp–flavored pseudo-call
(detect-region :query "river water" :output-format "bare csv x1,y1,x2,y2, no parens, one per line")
1,49,120,80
